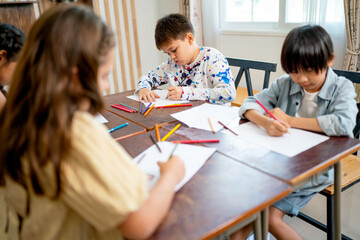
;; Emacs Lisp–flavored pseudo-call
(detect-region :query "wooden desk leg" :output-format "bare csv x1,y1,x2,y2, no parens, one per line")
253,213,261,240
334,162,341,240
261,208,269,240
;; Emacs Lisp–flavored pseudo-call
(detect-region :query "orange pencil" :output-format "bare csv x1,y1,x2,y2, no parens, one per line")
155,124,161,141
144,104,155,116
208,118,215,134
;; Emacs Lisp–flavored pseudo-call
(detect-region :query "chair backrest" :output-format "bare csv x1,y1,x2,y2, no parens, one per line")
333,69,360,137
226,57,277,96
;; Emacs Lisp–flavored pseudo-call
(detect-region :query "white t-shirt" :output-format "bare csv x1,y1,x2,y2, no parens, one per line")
295,89,319,118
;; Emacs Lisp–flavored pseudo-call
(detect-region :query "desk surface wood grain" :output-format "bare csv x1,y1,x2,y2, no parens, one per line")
117,130,290,240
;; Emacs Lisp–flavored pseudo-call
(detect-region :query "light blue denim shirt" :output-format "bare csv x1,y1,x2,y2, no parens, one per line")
239,68,358,192
239,68,358,137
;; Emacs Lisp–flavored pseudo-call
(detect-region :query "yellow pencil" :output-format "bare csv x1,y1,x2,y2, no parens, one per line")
144,104,155,116
161,124,181,142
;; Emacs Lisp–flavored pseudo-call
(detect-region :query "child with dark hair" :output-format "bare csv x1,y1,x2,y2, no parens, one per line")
136,13,236,104
0,23,25,109
235,25,357,239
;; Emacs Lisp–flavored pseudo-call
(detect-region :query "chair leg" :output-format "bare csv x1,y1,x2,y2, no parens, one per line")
327,195,334,240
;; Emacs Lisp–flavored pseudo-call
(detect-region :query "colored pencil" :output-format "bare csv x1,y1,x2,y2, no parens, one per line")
161,124,181,141
208,118,215,134
172,139,220,144
155,124,161,141
142,103,152,114
139,102,142,114
255,99,278,121
218,121,238,136
111,104,134,113
167,144,179,161
150,134,162,152
117,103,137,111
155,103,192,109
144,104,155,116
108,122,128,133
136,153,146,165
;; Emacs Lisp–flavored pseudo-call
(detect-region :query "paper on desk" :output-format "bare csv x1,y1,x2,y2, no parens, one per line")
224,119,329,157
170,103,240,132
95,114,108,124
133,141,216,191
126,89,189,107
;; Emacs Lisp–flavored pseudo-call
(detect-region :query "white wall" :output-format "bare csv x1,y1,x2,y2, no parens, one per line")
135,0,179,77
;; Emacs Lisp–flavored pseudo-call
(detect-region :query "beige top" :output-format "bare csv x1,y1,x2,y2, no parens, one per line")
4,111,148,240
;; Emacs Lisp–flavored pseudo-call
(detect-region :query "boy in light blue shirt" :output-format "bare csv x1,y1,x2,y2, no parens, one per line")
235,25,357,240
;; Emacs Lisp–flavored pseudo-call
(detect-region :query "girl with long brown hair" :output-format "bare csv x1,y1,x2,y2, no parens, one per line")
0,5,184,240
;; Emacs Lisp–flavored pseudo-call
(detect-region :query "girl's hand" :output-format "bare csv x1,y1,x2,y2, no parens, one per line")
266,108,292,126
157,155,185,184
265,118,290,136
167,86,183,100
139,88,159,103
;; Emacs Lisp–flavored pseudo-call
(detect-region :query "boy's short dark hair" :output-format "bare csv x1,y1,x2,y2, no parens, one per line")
281,25,334,74
155,13,194,50
0,23,25,62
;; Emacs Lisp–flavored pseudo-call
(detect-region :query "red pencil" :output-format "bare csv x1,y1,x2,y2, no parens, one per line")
155,103,192,109
111,104,135,113
171,139,220,144
255,99,278,121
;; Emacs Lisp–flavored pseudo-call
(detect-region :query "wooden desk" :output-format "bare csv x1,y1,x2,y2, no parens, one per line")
161,122,360,240
231,87,260,107
101,110,146,140
117,131,291,240
104,90,204,130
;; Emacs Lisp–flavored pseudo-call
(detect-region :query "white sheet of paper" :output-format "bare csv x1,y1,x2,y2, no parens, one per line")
95,114,108,124
170,103,240,132
127,89,189,107
133,141,216,191
224,120,329,157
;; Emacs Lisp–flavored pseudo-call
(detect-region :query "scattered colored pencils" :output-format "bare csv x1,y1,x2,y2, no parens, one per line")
144,104,155,116
117,103,138,112
161,124,181,142
142,103,152,114
111,104,135,113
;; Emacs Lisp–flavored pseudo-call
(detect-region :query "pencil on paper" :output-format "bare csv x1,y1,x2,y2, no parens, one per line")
255,99,289,132
208,118,215,134
255,99,278,121
161,124,181,141
218,121,238,136
155,124,161,141
136,153,146,165
172,139,220,144
167,144,179,161
150,134,162,152
144,104,155,116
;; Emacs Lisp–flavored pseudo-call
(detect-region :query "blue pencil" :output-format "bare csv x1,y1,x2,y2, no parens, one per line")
142,103,152,114
108,123,128,133
139,102,142,114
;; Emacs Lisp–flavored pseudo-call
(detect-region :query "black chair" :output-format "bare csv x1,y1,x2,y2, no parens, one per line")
297,69,360,240
226,57,277,95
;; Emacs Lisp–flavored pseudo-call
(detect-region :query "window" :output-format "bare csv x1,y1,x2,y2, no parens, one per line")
220,0,344,32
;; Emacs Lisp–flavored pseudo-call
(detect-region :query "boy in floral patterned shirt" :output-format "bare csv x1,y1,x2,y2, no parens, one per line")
135,13,236,105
